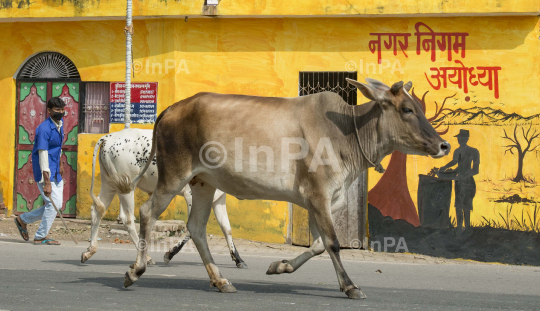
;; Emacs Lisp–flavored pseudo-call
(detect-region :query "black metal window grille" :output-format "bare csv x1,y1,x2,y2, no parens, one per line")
17,52,80,80
298,71,358,105
82,82,110,133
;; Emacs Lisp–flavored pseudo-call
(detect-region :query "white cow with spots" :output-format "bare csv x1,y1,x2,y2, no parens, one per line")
81,128,247,268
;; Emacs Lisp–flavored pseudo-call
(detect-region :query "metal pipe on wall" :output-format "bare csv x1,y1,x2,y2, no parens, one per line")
124,0,133,128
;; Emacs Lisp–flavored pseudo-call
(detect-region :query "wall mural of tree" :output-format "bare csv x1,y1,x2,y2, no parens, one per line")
502,125,539,183
368,90,455,226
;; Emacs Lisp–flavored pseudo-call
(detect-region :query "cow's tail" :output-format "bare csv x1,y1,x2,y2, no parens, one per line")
90,138,107,216
116,107,171,194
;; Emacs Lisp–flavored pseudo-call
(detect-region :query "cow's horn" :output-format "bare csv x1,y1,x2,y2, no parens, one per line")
390,81,404,95
404,81,412,92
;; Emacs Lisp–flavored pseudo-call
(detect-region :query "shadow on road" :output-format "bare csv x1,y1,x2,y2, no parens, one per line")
64,275,343,299
45,259,241,269
46,259,139,266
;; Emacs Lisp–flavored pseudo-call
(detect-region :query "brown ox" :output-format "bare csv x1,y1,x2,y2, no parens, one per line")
120,78,450,299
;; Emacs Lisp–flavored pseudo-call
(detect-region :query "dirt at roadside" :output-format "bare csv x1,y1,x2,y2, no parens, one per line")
0,215,134,244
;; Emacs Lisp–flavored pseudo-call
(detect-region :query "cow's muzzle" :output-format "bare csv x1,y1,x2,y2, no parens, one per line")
431,141,451,158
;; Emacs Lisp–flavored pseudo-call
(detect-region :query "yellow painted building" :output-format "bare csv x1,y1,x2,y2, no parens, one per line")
1,1,540,250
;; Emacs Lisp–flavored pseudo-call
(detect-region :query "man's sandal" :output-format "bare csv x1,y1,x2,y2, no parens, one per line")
14,217,29,241
34,239,61,245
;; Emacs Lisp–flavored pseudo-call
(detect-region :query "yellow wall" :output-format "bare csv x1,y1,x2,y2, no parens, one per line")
1,0,539,19
1,16,539,242
0,78,16,214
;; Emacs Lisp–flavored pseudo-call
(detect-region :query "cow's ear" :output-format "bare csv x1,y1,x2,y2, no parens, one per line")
346,78,383,102
365,78,390,91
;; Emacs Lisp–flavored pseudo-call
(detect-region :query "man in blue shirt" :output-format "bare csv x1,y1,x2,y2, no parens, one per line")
14,97,66,245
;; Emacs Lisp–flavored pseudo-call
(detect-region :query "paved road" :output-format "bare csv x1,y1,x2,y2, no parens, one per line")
0,237,539,311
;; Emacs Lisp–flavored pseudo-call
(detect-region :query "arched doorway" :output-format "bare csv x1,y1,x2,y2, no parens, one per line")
14,52,81,217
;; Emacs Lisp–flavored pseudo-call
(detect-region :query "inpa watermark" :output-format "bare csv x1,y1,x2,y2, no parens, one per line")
345,58,404,74
349,237,409,253
137,236,197,254
199,137,342,173
133,59,190,75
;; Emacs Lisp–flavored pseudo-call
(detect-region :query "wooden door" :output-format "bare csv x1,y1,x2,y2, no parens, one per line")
14,82,79,217
14,82,48,215
293,71,368,248
53,82,79,217
290,171,368,249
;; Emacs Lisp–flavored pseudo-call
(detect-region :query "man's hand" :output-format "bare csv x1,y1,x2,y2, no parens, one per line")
44,181,52,197
43,171,52,197
60,161,64,178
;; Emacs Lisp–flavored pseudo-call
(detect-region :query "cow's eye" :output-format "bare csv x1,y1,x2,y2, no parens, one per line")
402,107,413,114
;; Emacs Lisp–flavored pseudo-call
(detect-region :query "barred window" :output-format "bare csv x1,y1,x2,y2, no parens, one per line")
298,71,358,105
82,83,110,133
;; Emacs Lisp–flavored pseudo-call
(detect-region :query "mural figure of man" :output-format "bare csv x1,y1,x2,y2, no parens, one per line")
438,129,480,231
13,97,66,245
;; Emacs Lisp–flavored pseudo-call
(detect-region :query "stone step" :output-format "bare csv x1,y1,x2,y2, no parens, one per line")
109,220,186,236
68,219,92,225
110,229,129,236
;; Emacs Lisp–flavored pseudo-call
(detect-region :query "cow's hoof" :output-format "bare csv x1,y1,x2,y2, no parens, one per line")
345,288,366,300
163,252,171,265
124,271,137,288
236,261,248,269
81,252,91,263
266,260,293,274
147,258,156,266
218,283,237,293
